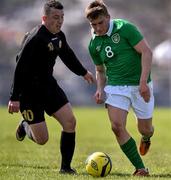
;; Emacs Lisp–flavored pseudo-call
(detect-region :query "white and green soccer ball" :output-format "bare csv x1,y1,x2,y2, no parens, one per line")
85,152,112,177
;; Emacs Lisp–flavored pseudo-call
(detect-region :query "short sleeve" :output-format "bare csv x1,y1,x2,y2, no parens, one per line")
123,22,144,47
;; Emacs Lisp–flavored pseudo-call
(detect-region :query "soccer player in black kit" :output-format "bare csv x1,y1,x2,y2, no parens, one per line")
8,0,94,174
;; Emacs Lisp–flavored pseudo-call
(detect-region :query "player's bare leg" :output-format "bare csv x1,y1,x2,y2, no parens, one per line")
16,120,49,145
29,122,49,145
107,105,148,176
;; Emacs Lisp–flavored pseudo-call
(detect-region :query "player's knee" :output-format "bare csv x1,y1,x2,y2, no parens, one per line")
63,116,76,131
111,122,124,137
35,136,49,145
68,116,76,130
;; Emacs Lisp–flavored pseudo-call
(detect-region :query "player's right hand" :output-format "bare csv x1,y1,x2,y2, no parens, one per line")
139,83,151,103
8,100,20,114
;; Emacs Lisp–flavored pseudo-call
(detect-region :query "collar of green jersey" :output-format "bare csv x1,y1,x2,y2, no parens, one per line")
91,20,114,39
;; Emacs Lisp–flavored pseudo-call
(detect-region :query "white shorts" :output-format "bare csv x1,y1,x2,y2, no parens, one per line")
104,82,154,119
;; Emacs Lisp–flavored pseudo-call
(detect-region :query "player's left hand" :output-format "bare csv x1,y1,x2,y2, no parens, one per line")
83,71,95,84
139,83,150,102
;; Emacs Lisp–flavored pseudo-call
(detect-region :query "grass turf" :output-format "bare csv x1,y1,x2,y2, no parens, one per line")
0,107,171,180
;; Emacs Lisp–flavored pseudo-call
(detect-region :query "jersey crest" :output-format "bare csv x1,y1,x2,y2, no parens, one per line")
48,42,54,51
111,33,120,43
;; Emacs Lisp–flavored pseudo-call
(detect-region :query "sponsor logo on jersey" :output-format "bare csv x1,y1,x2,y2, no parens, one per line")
96,45,101,52
48,42,54,51
111,33,120,43
51,37,58,41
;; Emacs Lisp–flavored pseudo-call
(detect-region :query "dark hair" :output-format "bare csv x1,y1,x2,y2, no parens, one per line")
44,0,63,15
85,0,109,20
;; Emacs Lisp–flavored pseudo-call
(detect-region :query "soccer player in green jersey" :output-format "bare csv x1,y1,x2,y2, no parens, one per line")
85,0,154,176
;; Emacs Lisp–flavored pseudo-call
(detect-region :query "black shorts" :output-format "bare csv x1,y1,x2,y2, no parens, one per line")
20,79,68,124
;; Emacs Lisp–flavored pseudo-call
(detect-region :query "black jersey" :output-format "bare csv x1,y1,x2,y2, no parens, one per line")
10,25,87,101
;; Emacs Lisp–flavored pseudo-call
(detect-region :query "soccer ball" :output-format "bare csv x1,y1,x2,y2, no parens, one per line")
85,152,112,177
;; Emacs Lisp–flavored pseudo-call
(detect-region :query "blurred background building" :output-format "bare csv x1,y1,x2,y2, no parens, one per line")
0,0,171,107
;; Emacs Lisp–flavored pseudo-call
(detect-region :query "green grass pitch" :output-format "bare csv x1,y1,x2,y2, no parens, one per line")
0,106,171,180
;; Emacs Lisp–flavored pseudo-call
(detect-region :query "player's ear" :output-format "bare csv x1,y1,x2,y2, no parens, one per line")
42,15,47,23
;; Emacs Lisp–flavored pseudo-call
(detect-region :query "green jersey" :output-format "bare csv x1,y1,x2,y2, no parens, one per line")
88,19,151,85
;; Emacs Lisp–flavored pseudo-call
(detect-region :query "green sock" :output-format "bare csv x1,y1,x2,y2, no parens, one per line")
120,137,145,169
